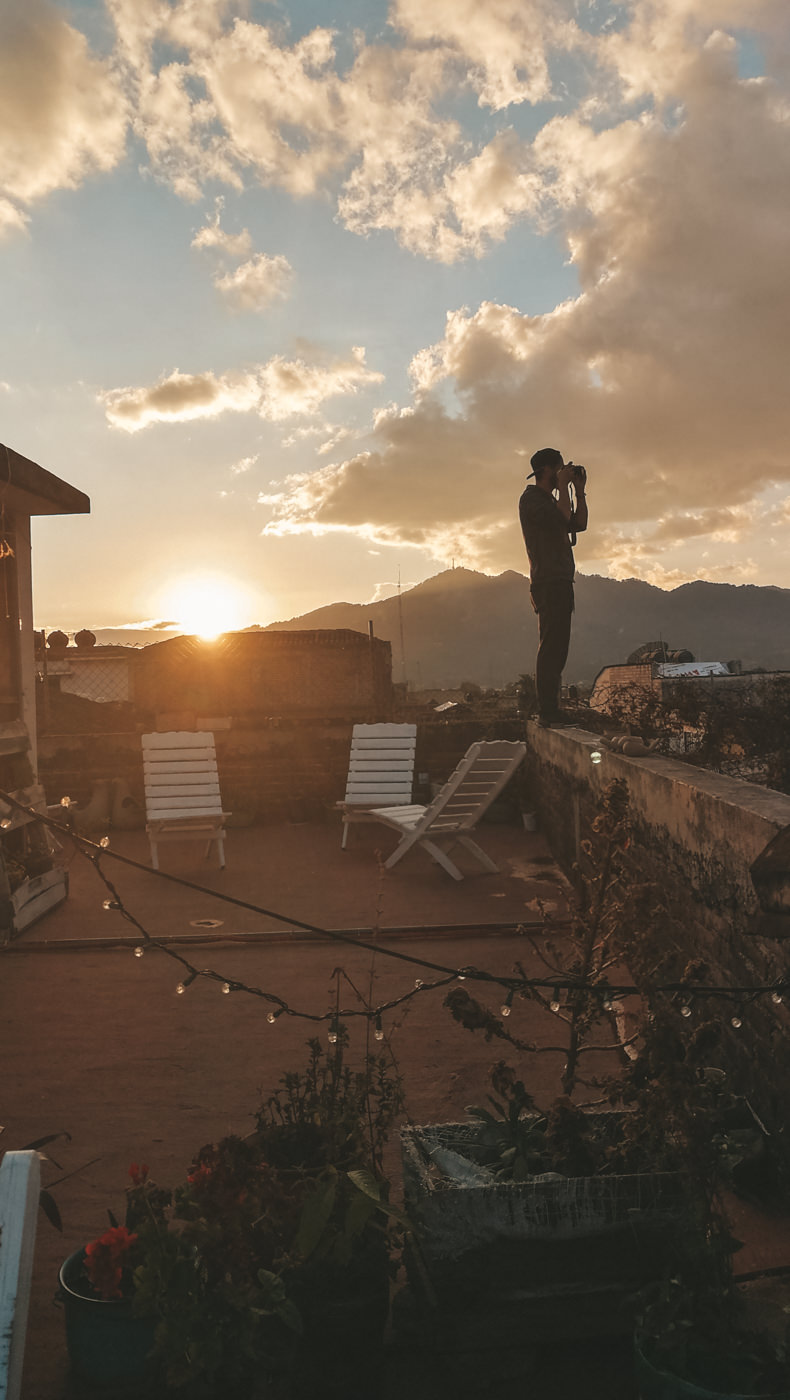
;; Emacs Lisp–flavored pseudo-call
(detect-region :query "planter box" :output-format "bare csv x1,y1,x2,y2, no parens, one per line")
401,1118,690,1338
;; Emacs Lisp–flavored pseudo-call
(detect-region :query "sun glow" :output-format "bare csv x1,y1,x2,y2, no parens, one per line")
158,573,261,639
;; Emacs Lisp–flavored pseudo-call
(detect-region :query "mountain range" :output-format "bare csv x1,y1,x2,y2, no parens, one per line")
263,569,790,688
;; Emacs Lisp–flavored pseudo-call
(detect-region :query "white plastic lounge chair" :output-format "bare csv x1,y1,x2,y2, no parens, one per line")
367,739,526,881
338,722,417,849
142,731,230,870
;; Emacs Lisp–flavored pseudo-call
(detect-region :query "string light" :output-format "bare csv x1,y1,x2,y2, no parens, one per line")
590,750,603,765
374,1013,384,1042
500,988,515,1018
2,785,790,1035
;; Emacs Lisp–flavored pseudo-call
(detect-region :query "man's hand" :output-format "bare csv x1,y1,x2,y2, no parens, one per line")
557,464,575,489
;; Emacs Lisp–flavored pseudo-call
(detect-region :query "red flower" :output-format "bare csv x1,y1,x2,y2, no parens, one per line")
84,1225,139,1299
186,1163,214,1191
128,1162,149,1187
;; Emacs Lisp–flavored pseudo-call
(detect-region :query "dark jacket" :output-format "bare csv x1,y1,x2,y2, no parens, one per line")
519,485,576,586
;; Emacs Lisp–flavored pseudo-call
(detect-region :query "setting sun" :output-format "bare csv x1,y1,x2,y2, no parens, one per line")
158,574,261,639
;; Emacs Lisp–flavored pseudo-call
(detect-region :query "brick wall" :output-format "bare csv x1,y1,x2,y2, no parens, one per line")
133,630,393,720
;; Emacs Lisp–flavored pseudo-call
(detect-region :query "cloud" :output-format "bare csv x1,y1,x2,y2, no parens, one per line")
0,0,127,216
257,348,383,421
191,199,252,257
230,454,257,475
391,0,579,110
101,368,262,432
263,11,790,582
213,253,293,309
0,199,29,240
101,347,383,431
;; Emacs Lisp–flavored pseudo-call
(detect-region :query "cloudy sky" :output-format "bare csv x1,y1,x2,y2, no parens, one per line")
2,0,789,639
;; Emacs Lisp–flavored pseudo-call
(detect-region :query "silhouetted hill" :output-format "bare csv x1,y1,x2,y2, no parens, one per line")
263,569,790,688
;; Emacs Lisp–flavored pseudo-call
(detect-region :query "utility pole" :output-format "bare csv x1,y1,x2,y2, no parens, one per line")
397,566,407,687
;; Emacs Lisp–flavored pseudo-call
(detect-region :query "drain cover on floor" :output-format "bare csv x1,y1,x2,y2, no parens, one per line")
189,918,224,929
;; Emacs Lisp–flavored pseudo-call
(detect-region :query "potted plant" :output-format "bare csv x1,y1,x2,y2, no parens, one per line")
400,782,720,1348
253,1025,407,1398
59,1028,406,1398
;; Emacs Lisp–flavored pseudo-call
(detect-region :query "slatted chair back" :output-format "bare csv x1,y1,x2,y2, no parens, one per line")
339,722,416,848
142,731,229,869
414,740,523,835
367,739,526,880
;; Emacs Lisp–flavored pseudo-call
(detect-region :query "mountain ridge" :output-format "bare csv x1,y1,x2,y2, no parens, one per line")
263,569,790,687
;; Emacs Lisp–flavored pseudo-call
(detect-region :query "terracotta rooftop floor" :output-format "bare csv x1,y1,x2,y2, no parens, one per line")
3,814,790,1398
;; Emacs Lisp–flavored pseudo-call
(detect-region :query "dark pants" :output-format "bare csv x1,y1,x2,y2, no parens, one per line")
531,579,574,719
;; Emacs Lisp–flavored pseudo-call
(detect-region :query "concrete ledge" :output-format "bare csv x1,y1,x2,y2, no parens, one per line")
525,721,790,926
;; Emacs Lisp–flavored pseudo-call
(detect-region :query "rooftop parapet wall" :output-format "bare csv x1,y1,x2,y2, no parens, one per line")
525,721,790,1132
526,723,790,927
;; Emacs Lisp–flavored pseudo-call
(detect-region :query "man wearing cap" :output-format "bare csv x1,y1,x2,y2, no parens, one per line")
519,447,588,727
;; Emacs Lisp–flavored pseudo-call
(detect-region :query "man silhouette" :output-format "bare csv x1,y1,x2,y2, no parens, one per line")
519,447,588,727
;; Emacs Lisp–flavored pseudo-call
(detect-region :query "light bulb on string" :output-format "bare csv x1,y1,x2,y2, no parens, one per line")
374,1013,384,1042
550,988,561,1014
133,946,144,958
731,1013,743,1030
328,1017,339,1045
457,970,467,981
221,983,231,995
102,898,120,911
414,979,423,989
500,988,514,1018
590,750,603,766
99,836,110,848
60,796,72,808
175,971,198,996
681,1004,692,1018
267,1008,283,1024
771,990,784,1005
0,813,12,830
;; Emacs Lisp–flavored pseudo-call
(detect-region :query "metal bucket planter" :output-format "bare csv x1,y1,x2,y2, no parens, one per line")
401,1118,690,1342
58,1249,157,1386
634,1338,790,1400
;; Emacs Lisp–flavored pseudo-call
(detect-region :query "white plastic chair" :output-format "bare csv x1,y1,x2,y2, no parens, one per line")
366,739,526,881
0,1150,40,1400
142,731,230,870
338,722,417,849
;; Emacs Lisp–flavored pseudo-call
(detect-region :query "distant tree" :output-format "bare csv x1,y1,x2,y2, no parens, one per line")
515,673,537,716
459,680,483,701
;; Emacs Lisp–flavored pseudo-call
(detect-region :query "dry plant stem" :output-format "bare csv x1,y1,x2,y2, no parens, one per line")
563,834,619,1095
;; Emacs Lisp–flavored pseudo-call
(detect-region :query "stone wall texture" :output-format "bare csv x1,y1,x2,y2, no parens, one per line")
524,722,790,1139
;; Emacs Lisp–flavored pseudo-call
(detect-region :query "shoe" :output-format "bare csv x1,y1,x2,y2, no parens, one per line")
538,710,577,728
